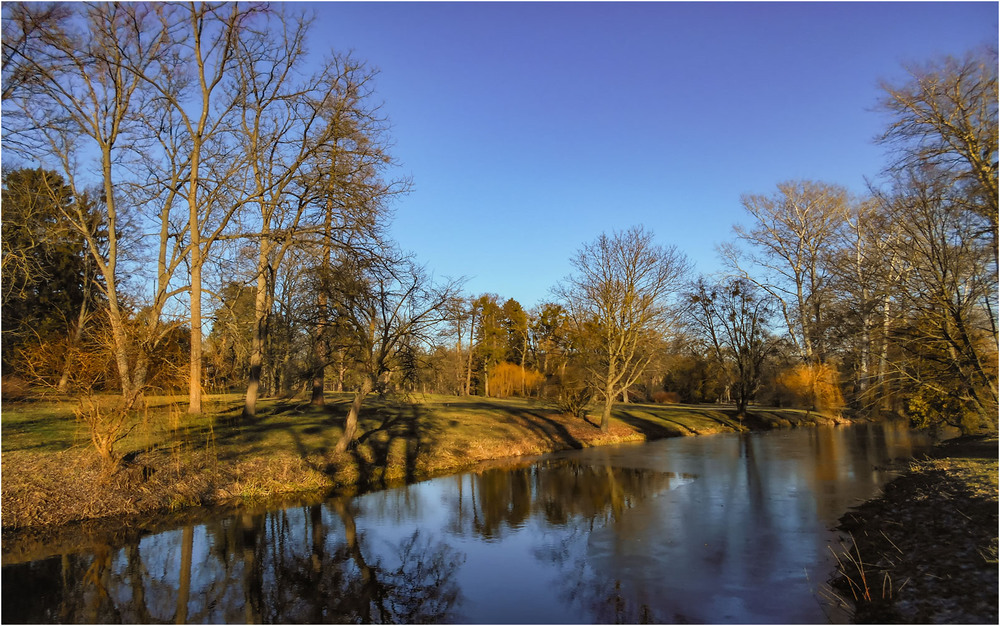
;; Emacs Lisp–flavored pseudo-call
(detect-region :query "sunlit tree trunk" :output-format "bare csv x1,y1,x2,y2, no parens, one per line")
455,316,464,395
337,375,374,454
601,378,615,431
337,349,346,392
243,245,271,419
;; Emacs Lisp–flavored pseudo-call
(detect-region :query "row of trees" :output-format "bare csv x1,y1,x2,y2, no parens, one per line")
2,2,411,412
1,1,995,466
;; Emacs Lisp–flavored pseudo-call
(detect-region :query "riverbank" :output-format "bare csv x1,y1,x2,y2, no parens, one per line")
829,435,999,624
2,393,839,533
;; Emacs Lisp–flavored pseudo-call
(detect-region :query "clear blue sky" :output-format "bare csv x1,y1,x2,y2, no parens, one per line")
298,1,997,309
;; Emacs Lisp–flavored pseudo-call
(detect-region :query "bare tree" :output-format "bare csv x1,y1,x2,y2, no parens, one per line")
0,3,73,101
723,180,848,364
878,166,998,432
878,47,998,261
687,276,778,418
555,226,689,431
311,249,462,453
826,196,909,411
130,3,265,413
2,3,178,403
300,54,404,408
871,48,998,433
233,31,384,418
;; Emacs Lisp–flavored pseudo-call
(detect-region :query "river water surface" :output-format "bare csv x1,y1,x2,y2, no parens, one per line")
2,422,932,624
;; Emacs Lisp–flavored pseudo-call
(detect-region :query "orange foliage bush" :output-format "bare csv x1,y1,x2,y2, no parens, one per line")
776,363,845,414
651,390,681,404
488,362,545,397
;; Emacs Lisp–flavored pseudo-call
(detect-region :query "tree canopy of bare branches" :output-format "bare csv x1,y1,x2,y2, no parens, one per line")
878,47,998,260
724,180,849,364
555,226,689,431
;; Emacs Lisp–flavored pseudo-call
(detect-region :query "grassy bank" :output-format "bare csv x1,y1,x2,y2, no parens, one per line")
829,435,998,623
2,392,838,531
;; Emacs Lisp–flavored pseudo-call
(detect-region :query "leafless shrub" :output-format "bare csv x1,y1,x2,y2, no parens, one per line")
73,392,143,476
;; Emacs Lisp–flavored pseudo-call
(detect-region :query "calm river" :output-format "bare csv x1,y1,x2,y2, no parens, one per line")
2,422,932,624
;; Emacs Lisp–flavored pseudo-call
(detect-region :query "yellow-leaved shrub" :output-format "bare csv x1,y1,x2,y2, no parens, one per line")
776,363,845,415
487,362,545,398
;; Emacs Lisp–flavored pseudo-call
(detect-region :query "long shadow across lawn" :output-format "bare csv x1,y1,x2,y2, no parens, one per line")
516,409,583,450
350,402,435,488
418,399,585,450
616,409,697,438
169,398,346,462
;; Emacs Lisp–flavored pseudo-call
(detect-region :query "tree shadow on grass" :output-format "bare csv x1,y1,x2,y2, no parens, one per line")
352,403,426,485
156,401,345,464
678,404,746,429
275,400,438,492
515,410,583,449
616,410,696,438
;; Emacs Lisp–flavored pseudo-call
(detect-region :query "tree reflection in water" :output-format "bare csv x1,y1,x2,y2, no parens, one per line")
2,460,677,624
2,499,464,624
443,460,689,623
449,460,685,539
4,424,927,624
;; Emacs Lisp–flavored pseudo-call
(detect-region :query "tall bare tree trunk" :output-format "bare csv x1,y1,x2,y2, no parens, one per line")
337,349,346,392
189,248,203,413
312,187,336,406
311,285,327,405
520,337,527,396
186,82,206,414
310,332,326,405
600,392,613,432
455,318,463,395
876,295,892,411
243,246,271,419
464,310,476,396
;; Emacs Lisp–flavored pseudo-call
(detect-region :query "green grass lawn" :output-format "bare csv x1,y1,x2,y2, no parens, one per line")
1,391,833,530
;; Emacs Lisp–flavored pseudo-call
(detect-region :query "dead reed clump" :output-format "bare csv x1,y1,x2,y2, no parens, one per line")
827,532,903,608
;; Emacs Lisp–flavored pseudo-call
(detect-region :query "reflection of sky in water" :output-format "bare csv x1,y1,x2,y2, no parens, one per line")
2,423,931,624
